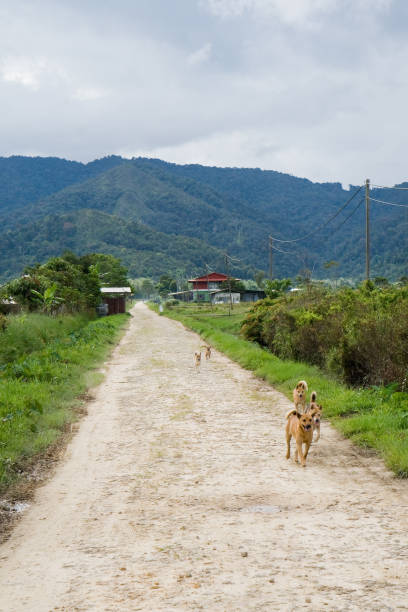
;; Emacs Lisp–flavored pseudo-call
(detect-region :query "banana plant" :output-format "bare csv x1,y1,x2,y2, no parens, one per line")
31,283,64,314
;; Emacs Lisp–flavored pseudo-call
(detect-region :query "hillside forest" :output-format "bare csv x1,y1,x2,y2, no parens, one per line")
0,155,407,283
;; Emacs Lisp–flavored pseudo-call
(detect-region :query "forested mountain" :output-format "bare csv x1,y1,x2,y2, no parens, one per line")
0,155,123,212
0,209,241,280
1,155,407,282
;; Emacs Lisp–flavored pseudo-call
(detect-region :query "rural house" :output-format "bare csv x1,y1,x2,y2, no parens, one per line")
188,272,238,302
100,287,132,314
168,272,265,303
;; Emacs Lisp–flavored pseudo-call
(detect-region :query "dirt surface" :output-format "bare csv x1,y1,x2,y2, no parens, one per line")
1,302,408,611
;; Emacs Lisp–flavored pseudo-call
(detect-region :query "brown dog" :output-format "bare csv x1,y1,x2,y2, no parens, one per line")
201,345,211,359
194,352,201,369
307,391,322,442
285,408,314,467
293,380,308,413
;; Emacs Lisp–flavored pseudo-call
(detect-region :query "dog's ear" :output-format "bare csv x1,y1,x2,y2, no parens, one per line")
295,411,302,419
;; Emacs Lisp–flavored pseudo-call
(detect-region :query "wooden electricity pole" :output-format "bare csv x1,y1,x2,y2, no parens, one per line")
224,253,232,316
365,178,370,280
269,235,273,280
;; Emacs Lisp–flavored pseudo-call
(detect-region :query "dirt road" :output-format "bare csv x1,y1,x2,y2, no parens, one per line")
1,303,408,611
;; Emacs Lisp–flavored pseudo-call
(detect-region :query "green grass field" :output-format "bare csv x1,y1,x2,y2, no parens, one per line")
0,312,129,491
156,301,408,478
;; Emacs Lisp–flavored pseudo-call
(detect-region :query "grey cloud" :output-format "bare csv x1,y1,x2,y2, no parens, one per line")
0,0,407,185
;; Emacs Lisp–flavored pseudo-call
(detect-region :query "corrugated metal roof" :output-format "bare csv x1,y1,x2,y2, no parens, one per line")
188,272,229,282
100,287,132,294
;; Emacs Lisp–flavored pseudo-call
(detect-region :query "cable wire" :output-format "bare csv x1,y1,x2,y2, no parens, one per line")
325,197,365,236
370,197,408,208
270,185,363,244
272,244,299,256
372,184,408,190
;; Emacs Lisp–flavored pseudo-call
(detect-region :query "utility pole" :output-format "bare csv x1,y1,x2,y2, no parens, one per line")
269,235,273,280
224,253,232,316
365,178,370,280
205,264,213,310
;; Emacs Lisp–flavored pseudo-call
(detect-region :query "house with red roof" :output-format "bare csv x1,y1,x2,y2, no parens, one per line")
187,272,240,303
168,271,265,303
188,272,231,290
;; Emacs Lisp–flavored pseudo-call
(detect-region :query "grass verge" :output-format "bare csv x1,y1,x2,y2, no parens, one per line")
154,302,408,478
0,313,129,492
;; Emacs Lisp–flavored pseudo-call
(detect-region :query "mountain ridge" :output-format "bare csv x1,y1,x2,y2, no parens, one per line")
1,155,407,281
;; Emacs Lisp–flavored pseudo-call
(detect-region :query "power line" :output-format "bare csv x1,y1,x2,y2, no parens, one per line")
325,197,365,237
372,184,408,190
272,244,298,256
370,197,408,208
271,185,363,244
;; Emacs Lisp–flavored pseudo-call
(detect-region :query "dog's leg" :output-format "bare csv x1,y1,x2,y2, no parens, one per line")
303,441,311,464
286,430,291,459
314,425,320,442
294,442,299,463
296,441,305,466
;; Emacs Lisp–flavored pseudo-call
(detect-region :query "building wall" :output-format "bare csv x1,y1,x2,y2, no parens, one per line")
104,296,126,314
212,292,240,304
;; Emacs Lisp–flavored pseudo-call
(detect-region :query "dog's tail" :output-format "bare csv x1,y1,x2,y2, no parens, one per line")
310,391,317,403
286,408,299,419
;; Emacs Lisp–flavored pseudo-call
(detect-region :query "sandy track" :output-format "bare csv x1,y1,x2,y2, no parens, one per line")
1,302,408,611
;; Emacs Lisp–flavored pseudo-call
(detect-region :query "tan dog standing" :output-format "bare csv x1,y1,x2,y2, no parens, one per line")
194,352,201,370
307,391,322,442
285,408,314,467
293,380,308,413
201,345,211,359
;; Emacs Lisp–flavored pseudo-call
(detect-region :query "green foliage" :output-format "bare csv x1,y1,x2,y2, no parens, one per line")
2,251,130,312
0,312,128,490
156,274,177,297
85,253,130,287
0,155,123,212
31,283,64,314
220,278,246,293
254,271,265,288
242,283,408,388
264,278,291,299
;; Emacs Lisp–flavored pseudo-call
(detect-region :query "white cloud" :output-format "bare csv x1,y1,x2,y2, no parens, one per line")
202,0,392,26
187,43,212,66
1,57,47,90
72,87,108,101
200,0,252,18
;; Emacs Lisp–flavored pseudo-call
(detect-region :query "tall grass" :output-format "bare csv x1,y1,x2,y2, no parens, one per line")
0,313,91,364
156,302,408,478
0,313,128,490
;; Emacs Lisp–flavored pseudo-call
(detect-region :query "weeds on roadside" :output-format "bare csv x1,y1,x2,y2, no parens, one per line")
0,314,128,490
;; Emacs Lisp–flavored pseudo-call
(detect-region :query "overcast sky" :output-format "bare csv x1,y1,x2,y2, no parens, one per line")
1,0,407,185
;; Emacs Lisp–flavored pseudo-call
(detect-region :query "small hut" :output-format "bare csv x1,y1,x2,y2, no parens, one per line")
100,287,132,315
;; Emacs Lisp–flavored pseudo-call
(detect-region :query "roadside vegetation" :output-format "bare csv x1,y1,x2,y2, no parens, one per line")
0,252,131,492
155,288,408,478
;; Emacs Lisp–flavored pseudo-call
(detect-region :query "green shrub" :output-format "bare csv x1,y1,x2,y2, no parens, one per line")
242,284,408,388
